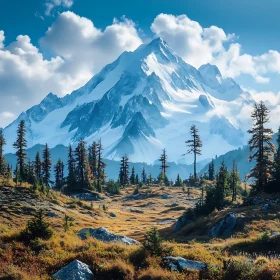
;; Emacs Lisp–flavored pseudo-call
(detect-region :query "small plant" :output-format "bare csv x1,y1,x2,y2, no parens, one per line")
63,213,75,232
144,227,163,256
21,208,53,242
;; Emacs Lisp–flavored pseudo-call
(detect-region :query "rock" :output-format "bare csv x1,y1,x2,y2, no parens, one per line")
72,193,104,201
271,232,280,237
53,260,93,280
47,211,57,217
208,213,245,238
130,208,144,214
161,194,173,199
174,215,193,232
158,219,176,225
109,212,116,218
78,227,139,245
262,204,270,211
163,256,207,271
251,197,265,205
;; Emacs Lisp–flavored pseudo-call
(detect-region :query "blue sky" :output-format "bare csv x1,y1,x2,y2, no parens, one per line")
0,0,280,127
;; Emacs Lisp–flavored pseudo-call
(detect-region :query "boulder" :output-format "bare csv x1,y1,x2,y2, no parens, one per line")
47,211,57,217
109,212,116,218
161,194,173,199
72,193,104,201
53,260,93,280
271,232,280,237
163,256,207,271
78,227,139,245
208,213,245,238
174,215,192,232
261,204,270,211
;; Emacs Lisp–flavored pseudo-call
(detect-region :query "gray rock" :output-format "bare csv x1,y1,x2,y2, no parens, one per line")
271,232,280,237
174,215,192,232
163,256,207,271
72,193,104,201
251,197,264,205
109,212,116,218
262,204,270,211
161,194,173,199
53,260,93,280
78,227,139,245
208,213,244,238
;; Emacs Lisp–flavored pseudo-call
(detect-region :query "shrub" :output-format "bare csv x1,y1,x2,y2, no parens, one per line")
138,267,177,280
20,208,53,242
144,227,163,257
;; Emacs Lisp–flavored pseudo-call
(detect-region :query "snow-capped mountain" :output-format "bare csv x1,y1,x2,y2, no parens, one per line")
3,38,255,164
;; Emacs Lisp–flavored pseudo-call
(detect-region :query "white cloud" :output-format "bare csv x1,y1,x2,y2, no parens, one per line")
0,13,142,127
45,0,74,16
0,112,16,128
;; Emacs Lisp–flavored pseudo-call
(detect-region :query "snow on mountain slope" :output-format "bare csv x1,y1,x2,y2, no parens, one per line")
3,37,255,164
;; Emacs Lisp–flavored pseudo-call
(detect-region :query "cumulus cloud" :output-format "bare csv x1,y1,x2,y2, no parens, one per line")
151,14,280,84
45,0,74,16
0,13,142,127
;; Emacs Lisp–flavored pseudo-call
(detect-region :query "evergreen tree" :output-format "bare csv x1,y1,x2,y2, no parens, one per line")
130,166,136,185
5,164,12,179
141,167,147,183
67,145,76,190
119,155,129,185
42,144,52,187
54,159,64,189
159,149,169,180
26,160,35,184
248,102,275,192
272,127,280,190
96,140,107,192
75,140,93,191
0,130,6,176
14,164,20,185
215,161,230,208
13,120,27,181
34,152,42,183
89,141,98,178
148,173,153,185
144,227,163,256
230,160,240,202
208,159,215,181
175,174,183,187
135,174,140,184
185,125,202,180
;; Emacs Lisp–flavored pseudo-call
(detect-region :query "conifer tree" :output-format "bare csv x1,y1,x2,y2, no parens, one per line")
208,159,215,181
119,155,129,185
54,159,64,189
34,152,42,182
135,174,140,184
130,166,136,185
89,141,98,178
248,102,275,192
272,127,280,190
42,144,52,187
5,164,12,179
0,130,6,176
175,174,183,187
14,164,20,185
148,173,153,185
185,125,202,180
26,160,35,184
141,167,147,183
67,145,76,190
13,120,27,181
159,149,169,180
230,160,240,202
96,140,107,192
215,161,230,208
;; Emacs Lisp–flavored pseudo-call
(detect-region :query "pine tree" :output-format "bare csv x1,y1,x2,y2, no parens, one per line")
14,164,20,185
159,149,169,182
54,159,64,189
185,125,202,180
175,174,183,187
89,141,98,178
0,130,6,176
74,140,93,191
119,155,129,185
130,166,136,185
42,144,52,187
26,160,35,184
144,227,163,256
13,120,27,181
141,167,147,183
215,161,230,208
230,160,240,202
148,173,153,185
135,174,139,184
96,140,107,192
34,152,42,183
67,145,76,190
208,159,215,181
272,127,280,190
248,102,275,192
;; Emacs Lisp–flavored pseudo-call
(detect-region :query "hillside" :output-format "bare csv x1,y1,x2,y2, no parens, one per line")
1,181,280,279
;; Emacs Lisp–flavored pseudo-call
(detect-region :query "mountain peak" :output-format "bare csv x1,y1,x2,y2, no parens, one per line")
199,63,221,78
